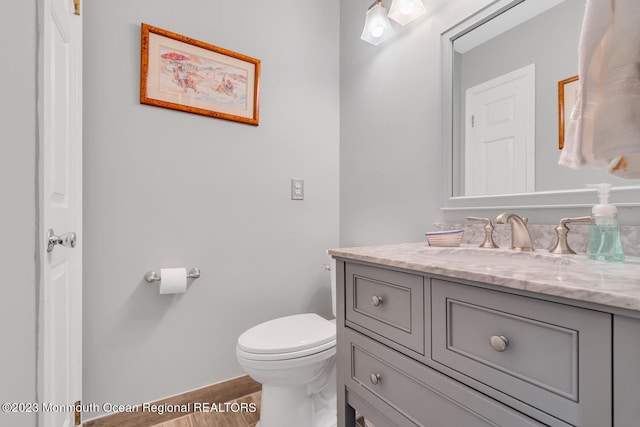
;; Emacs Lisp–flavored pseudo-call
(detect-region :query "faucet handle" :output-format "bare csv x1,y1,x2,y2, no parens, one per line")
549,216,591,254
467,217,499,248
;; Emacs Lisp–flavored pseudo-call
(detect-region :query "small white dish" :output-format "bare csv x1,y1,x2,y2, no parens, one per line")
425,229,464,247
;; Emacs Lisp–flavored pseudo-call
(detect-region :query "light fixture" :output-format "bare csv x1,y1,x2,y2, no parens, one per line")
360,0,395,46
388,0,426,26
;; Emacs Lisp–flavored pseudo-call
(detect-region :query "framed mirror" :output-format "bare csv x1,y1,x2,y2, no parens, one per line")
441,0,640,211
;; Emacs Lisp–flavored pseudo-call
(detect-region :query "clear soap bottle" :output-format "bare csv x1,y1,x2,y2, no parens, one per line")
586,183,624,262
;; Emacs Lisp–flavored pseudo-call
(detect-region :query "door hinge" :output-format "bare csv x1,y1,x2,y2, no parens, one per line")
73,0,80,15
74,400,81,425
471,115,475,128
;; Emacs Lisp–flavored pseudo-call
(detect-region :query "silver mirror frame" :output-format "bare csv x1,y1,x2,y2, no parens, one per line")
440,0,640,212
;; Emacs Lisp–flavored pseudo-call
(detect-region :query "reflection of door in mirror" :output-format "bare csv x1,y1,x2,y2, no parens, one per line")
464,64,535,196
451,0,598,197
443,0,640,210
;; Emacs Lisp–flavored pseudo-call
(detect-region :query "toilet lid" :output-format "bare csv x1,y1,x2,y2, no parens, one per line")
237,313,336,356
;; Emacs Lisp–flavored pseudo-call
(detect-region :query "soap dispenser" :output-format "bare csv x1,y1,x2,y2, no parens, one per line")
586,183,624,262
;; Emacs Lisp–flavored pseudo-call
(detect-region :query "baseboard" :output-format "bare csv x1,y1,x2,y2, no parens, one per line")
83,375,261,427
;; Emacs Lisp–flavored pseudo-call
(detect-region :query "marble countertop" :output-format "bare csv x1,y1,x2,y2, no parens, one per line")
328,242,640,313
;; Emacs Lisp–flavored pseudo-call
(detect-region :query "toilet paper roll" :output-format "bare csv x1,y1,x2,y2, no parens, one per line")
159,267,187,294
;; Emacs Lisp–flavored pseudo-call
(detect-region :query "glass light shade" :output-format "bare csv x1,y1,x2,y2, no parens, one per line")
360,2,395,46
388,0,426,25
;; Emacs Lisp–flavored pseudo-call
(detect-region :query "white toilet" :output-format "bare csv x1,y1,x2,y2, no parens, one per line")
236,259,337,427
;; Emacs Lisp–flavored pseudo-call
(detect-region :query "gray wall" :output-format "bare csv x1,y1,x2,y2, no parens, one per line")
339,0,499,246
83,0,339,415
0,1,37,427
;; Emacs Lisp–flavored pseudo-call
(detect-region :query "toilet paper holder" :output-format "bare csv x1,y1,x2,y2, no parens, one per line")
144,267,201,283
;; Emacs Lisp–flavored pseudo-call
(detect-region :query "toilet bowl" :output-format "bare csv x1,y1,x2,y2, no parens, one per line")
236,259,337,427
237,313,337,427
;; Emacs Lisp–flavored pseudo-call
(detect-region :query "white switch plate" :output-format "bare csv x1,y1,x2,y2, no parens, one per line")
291,178,304,200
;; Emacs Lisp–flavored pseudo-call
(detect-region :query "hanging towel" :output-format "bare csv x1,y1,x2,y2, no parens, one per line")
558,0,640,179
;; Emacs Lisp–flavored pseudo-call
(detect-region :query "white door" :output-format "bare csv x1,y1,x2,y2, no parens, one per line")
464,64,535,196
38,0,82,426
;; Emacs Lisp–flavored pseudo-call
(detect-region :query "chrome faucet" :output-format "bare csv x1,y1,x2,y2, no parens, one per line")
495,213,534,251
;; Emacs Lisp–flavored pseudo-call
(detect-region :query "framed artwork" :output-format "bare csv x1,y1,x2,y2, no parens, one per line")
558,75,579,149
140,23,260,126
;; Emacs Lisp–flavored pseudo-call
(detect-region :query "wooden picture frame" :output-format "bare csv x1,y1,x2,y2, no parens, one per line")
558,75,579,149
140,23,260,126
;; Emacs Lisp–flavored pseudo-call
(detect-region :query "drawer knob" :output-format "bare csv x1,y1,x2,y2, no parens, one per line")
371,295,383,306
369,373,381,385
490,335,509,352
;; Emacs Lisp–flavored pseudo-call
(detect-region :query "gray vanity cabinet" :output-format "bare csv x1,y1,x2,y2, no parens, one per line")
432,279,611,427
613,315,640,425
345,329,545,427
337,259,616,427
345,263,425,355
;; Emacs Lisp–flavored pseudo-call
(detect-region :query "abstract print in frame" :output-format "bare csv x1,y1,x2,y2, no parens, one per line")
140,23,260,125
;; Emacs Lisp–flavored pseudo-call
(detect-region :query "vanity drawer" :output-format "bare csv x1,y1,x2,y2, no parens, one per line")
346,329,545,427
345,263,424,354
431,279,612,426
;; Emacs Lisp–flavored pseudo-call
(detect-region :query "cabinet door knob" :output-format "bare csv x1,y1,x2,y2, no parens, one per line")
369,373,381,385
371,295,383,306
490,335,509,352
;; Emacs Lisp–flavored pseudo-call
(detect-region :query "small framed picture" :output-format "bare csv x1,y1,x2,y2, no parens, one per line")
558,75,579,149
140,23,260,126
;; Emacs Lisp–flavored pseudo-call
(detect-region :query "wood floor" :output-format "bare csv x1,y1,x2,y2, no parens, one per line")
150,392,261,427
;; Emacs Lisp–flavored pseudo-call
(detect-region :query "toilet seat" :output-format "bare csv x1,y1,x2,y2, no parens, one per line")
237,313,336,361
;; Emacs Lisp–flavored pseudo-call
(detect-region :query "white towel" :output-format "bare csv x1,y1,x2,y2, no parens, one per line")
558,0,640,179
